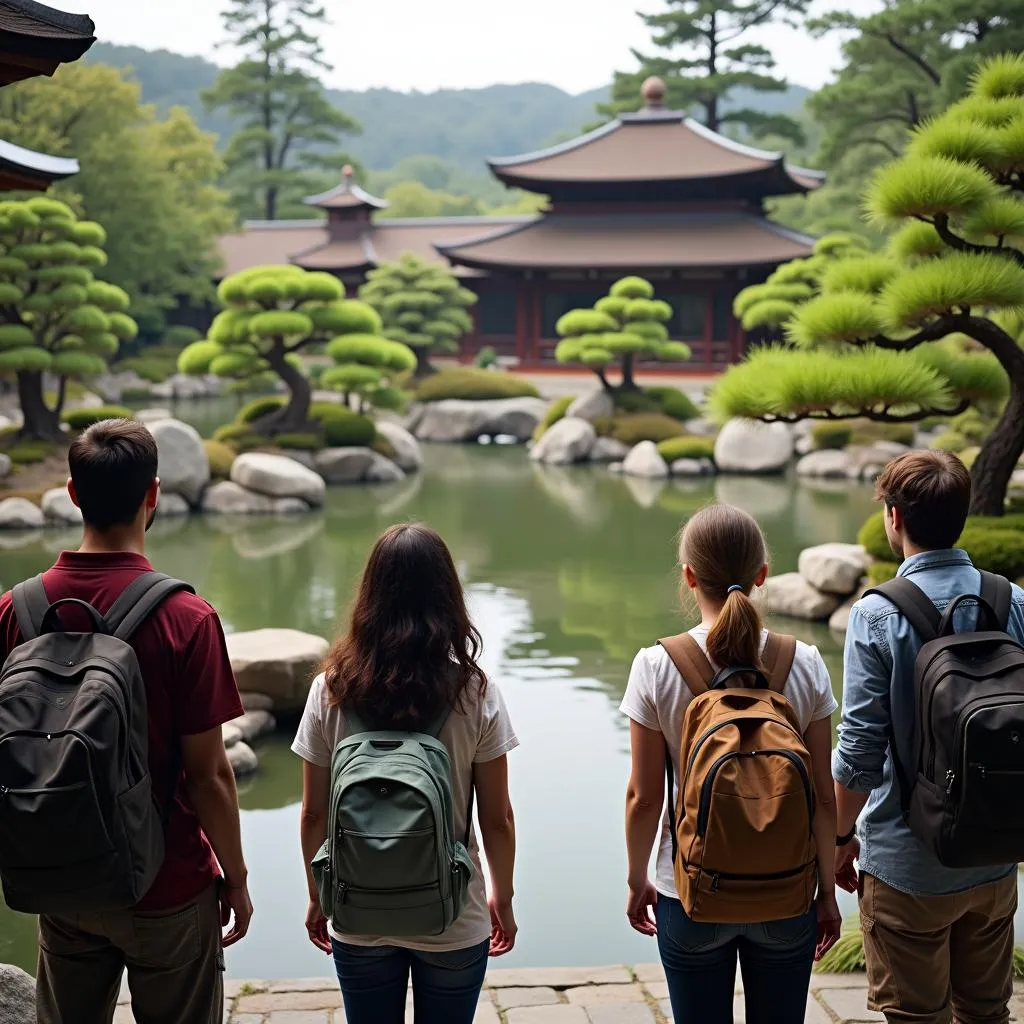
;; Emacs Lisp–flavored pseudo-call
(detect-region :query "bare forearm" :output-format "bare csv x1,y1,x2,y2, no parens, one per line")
185,765,247,885
625,794,661,888
301,811,328,901
480,808,516,905
836,783,869,837
813,795,837,892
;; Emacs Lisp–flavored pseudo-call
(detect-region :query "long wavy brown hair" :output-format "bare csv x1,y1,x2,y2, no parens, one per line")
324,523,487,729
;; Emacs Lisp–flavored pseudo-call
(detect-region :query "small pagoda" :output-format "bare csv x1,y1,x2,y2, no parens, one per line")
436,77,822,369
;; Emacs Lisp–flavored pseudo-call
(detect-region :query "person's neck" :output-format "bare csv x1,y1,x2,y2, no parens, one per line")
696,596,725,631
901,539,929,560
78,526,146,557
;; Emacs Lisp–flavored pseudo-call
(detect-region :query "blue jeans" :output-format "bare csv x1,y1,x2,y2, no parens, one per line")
656,896,816,1024
332,938,490,1024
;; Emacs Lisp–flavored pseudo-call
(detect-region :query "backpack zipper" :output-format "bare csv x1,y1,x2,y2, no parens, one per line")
697,748,814,838
704,862,815,893
947,695,1024,792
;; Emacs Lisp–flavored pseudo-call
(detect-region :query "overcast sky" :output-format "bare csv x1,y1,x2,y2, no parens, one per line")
58,0,881,95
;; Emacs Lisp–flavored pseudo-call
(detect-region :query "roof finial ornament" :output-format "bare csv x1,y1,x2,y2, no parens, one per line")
641,76,666,110
342,163,354,186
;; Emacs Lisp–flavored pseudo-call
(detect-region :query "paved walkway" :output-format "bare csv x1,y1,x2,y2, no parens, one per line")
115,964,1024,1023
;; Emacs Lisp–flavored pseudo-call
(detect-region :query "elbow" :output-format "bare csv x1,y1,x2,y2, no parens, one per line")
479,803,515,839
832,748,883,794
300,804,326,831
626,785,661,818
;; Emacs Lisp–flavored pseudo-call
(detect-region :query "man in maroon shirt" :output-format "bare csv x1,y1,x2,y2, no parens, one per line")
0,419,253,1024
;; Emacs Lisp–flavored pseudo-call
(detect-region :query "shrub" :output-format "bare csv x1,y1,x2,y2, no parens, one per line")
858,510,892,560
63,405,134,430
811,422,853,450
8,440,55,465
605,413,688,446
113,355,176,384
203,440,236,479
930,429,968,453
534,395,575,441
656,435,717,462
414,367,539,402
646,385,699,422
814,920,866,974
213,423,264,449
273,433,322,452
848,420,917,446
121,386,153,402
309,403,376,448
237,395,286,425
613,389,659,414
959,522,1024,578
867,561,900,585
960,446,981,469
474,346,497,369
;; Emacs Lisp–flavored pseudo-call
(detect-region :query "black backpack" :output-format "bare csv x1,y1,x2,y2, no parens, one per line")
866,570,1024,868
0,571,193,914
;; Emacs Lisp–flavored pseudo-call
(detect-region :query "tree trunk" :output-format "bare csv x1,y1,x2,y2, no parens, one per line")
618,353,639,391
16,370,63,442
413,347,436,379
253,347,313,436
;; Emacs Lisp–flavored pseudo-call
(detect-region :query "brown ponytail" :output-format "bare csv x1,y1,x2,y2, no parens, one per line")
679,503,768,671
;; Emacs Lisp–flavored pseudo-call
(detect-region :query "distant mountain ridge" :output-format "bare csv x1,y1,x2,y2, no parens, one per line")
85,42,809,173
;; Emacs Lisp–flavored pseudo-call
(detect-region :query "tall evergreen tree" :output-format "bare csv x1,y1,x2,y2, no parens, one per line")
599,0,809,142
204,0,360,221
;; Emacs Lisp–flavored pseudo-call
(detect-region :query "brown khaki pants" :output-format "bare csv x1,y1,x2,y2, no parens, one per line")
860,872,1017,1024
36,884,224,1024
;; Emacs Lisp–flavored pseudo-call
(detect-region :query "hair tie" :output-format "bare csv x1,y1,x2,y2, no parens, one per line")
726,585,745,595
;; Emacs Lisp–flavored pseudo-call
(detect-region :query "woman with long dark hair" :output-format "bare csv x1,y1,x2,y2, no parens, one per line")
293,524,519,1024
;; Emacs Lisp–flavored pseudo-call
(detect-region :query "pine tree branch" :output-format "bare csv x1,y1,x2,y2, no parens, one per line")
869,320,960,351
864,30,942,85
929,214,1024,269
763,398,970,424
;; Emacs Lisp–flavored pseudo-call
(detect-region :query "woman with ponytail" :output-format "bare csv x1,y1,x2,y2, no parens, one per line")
620,504,841,1023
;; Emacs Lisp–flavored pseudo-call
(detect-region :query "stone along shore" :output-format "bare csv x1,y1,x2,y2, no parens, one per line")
108,963,1015,1023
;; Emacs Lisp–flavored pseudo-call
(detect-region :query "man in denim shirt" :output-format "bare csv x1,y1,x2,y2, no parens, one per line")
833,450,1022,1024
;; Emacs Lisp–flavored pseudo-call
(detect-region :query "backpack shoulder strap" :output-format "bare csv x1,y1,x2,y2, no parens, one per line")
979,571,1012,631
863,577,940,642
762,633,797,694
105,572,196,642
658,633,715,697
10,574,50,642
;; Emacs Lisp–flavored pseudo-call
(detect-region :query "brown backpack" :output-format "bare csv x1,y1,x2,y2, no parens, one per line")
659,632,817,924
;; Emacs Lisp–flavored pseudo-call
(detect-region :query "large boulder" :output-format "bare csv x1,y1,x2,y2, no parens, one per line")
150,418,210,505
151,373,223,400
413,397,548,443
0,454,10,480
135,407,173,424
226,628,330,711
589,437,631,463
374,421,423,473
622,440,669,479
798,543,871,596
232,452,325,507
156,492,191,518
671,457,714,477
565,389,614,422
0,497,44,530
202,481,274,515
365,454,405,483
314,448,405,485
229,709,276,743
714,419,794,474
0,963,35,1024
763,573,841,621
530,417,596,465
227,742,259,778
41,487,82,526
829,584,868,634
796,449,855,479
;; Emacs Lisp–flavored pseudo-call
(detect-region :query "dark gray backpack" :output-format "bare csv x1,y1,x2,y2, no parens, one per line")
866,570,1024,867
0,571,193,913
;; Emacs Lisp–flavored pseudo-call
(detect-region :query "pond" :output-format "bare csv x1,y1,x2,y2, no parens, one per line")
1,443,1021,979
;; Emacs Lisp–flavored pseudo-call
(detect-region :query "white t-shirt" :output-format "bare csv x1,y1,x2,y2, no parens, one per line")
619,626,837,900
292,672,519,951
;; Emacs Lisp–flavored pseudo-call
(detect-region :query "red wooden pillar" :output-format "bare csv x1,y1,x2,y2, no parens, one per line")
703,288,714,369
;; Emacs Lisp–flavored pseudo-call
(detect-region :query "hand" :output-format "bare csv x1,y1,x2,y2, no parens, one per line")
489,898,517,957
305,897,331,955
219,879,254,948
834,837,860,894
814,890,842,962
626,879,658,937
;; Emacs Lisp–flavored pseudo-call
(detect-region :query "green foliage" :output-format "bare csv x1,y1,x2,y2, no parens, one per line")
787,292,885,346
237,395,286,424
7,439,55,465
308,403,376,448
655,435,717,461
360,253,476,367
63,405,134,430
372,433,398,460
273,432,322,451
213,422,261,446
414,367,539,403
858,511,892,560
202,0,360,221
203,439,237,479
599,413,688,446
321,327,416,410
930,429,969,453
814,920,866,974
474,346,498,369
811,422,853,450
533,395,575,441
848,421,917,446
645,385,699,422
822,255,899,295
867,561,900,585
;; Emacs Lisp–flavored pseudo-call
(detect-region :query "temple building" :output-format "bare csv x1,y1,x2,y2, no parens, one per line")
218,78,822,371
0,1,95,190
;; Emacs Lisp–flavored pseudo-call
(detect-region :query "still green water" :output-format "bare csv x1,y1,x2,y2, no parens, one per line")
2,443,1014,979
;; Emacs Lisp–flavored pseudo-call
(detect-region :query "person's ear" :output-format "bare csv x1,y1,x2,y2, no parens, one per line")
754,563,768,588
889,504,903,533
146,478,160,510
67,477,80,509
683,564,698,590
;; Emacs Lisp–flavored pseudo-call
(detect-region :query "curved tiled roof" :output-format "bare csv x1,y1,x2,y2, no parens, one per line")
305,180,388,212
435,211,816,272
0,136,78,189
0,1,96,85
488,109,823,198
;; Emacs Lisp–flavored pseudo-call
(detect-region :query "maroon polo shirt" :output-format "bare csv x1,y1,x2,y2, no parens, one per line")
0,551,244,911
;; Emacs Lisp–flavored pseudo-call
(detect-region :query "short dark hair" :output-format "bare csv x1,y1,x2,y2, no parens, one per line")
68,419,159,530
875,449,972,550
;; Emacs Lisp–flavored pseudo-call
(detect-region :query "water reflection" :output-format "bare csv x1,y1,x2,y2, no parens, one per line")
0,446,897,979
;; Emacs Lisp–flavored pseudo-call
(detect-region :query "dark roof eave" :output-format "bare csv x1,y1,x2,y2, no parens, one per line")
438,252,811,274
0,137,78,180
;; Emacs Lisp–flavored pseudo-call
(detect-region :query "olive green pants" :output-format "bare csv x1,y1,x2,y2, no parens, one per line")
35,884,224,1024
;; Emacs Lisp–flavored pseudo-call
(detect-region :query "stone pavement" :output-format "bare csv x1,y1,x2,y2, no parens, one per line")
112,962,1004,1023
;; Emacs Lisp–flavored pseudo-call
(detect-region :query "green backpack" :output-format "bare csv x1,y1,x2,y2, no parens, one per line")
311,707,475,937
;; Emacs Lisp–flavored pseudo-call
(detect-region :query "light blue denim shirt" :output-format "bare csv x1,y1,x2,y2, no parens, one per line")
833,548,1024,895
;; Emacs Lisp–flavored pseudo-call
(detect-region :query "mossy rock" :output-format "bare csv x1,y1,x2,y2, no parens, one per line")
63,405,133,430
273,433,322,452
595,412,688,447
645,385,699,422
656,435,717,462
203,439,236,480
414,367,539,403
372,433,398,459
858,511,892,560
7,440,56,466
533,395,574,442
